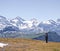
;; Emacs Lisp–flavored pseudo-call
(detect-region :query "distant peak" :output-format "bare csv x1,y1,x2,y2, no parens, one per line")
16,16,21,19
41,19,56,25
48,19,56,24
42,21,51,24
30,18,37,21
0,16,6,19
48,19,54,22
15,16,25,21
30,18,38,23
57,19,60,22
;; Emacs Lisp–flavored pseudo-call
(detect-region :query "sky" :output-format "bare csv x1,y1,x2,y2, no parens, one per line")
0,0,60,21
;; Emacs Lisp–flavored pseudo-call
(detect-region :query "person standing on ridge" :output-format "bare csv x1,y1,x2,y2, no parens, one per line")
45,33,48,43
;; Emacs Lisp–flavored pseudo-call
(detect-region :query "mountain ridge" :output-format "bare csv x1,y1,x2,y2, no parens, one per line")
0,16,60,42
0,15,60,34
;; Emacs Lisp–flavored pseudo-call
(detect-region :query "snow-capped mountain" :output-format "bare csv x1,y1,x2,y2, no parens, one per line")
0,16,10,30
38,19,60,36
0,16,60,42
38,20,57,32
57,19,60,23
57,19,60,25
0,16,60,34
10,17,39,29
10,16,25,27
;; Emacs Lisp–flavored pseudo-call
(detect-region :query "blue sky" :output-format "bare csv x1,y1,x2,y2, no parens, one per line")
0,0,60,21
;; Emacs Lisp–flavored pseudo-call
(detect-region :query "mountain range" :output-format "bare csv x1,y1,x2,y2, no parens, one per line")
0,16,60,42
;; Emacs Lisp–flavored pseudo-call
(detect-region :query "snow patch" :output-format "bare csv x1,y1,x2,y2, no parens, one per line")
0,43,8,48
12,19,18,23
23,21,33,27
42,21,51,24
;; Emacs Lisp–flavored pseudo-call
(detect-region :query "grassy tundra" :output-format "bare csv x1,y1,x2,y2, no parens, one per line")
0,38,60,51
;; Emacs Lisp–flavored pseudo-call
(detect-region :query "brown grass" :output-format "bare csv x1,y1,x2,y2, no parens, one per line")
0,38,60,51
